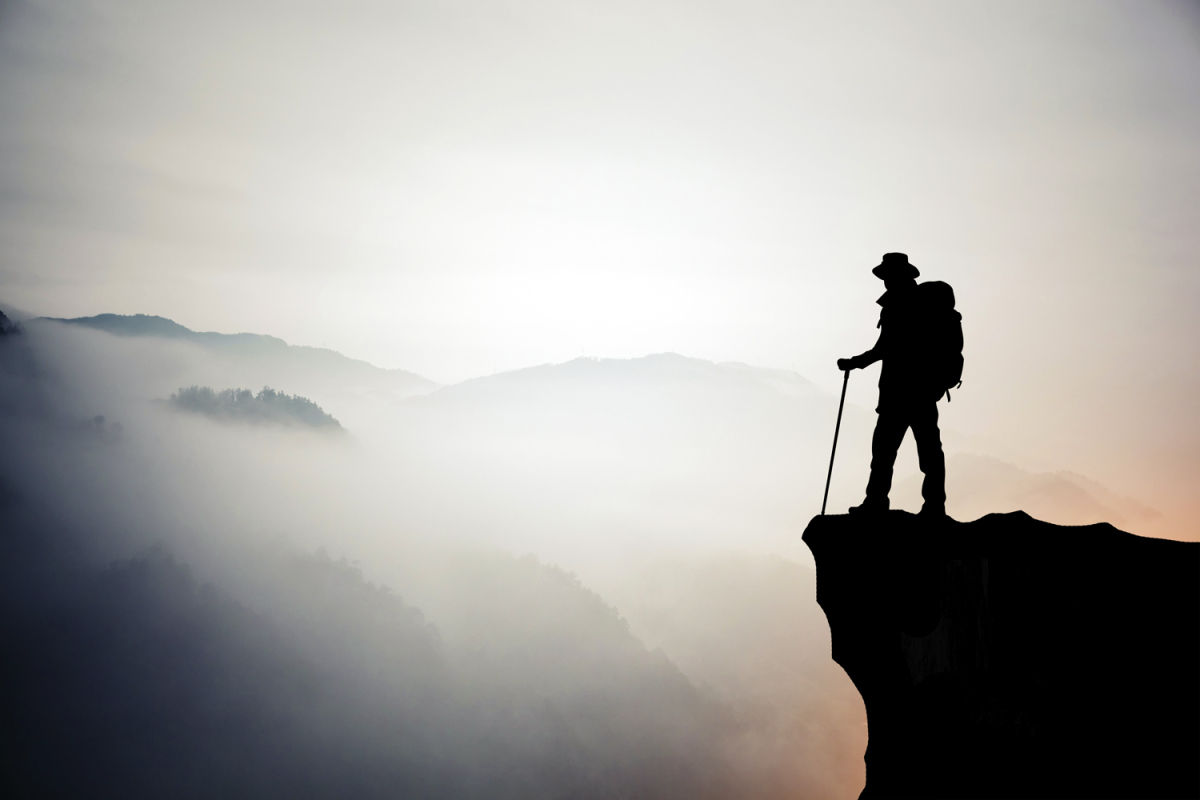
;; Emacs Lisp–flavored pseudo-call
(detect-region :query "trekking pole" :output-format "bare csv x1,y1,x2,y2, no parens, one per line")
821,369,850,515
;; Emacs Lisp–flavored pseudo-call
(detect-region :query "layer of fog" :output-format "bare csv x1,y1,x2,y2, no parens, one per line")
0,318,871,798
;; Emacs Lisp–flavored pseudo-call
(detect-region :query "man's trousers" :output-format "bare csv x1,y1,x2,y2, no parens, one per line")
864,402,946,510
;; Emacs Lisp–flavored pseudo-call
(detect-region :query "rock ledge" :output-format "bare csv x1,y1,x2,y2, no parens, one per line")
803,511,1198,799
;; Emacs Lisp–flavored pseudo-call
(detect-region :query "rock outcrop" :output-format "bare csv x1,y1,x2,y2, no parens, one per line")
804,511,1198,799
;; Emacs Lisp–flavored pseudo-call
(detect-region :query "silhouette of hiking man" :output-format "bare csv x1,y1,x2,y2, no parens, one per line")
837,253,963,517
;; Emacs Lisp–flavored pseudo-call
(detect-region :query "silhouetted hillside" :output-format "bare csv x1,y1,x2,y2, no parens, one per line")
0,545,449,799
803,511,1199,799
611,553,868,799
169,386,342,429
0,533,757,799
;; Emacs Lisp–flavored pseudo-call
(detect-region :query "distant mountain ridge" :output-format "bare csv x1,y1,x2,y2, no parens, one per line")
44,313,289,349
894,453,1160,528
42,313,439,399
402,352,1162,539
414,352,821,407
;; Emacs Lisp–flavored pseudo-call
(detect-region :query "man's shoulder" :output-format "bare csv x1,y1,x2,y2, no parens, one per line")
879,290,921,317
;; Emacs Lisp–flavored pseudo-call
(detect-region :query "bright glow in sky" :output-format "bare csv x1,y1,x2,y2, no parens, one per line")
1,0,1199,526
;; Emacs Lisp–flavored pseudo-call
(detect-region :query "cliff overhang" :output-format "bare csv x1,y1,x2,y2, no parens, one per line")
804,511,1199,799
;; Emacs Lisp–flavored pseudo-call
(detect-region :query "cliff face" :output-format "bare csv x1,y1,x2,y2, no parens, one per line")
803,511,1199,800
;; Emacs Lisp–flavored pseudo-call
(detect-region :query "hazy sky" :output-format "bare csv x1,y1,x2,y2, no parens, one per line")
1,0,1198,519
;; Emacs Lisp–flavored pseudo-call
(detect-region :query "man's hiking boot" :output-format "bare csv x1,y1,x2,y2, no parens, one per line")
919,503,946,519
848,500,888,516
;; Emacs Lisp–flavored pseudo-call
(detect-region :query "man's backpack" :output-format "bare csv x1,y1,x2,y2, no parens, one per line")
917,281,964,401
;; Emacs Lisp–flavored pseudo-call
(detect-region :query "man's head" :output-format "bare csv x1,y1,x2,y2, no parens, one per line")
872,253,919,290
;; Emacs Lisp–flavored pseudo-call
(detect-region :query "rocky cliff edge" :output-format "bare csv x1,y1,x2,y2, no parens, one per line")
803,511,1198,799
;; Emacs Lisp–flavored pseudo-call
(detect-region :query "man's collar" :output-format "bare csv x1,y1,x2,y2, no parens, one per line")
876,282,917,306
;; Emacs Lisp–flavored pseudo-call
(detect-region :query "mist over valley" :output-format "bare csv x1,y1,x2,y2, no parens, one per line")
0,312,868,798
0,309,1169,797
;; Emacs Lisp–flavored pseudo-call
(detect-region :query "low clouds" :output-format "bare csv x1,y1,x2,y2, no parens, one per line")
0,307,866,798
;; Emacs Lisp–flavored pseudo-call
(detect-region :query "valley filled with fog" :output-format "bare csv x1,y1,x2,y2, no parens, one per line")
0,312,1163,798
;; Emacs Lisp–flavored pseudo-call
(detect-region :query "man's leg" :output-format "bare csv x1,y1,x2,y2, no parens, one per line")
862,411,908,508
911,402,946,513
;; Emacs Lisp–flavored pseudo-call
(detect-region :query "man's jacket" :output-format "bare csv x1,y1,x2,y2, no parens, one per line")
848,283,947,411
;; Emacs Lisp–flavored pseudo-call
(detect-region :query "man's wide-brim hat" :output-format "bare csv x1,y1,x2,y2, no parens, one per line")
872,252,920,280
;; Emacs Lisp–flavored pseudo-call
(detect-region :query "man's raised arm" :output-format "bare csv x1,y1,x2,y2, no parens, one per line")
837,334,882,371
